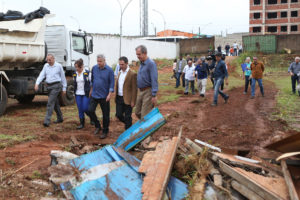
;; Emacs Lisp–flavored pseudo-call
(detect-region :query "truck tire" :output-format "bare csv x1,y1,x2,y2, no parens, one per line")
16,95,35,104
0,84,8,116
59,79,75,106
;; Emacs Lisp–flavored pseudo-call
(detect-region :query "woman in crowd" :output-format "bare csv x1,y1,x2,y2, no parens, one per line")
73,58,93,129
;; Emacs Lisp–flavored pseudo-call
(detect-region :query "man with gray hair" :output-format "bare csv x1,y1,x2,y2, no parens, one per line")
88,54,114,138
288,57,300,96
35,54,67,127
135,45,158,119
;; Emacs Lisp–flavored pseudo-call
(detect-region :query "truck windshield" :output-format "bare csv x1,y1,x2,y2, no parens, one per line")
72,35,85,54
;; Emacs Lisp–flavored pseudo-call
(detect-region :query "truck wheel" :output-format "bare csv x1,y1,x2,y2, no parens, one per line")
0,84,8,116
16,95,35,104
59,79,75,106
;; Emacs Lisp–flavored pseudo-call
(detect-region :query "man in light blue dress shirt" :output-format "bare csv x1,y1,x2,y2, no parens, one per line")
35,54,67,127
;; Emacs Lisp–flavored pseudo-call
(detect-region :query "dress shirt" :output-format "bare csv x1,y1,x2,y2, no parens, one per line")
118,67,129,96
178,61,183,72
183,65,196,81
91,65,114,99
137,58,158,96
36,62,67,91
288,62,300,75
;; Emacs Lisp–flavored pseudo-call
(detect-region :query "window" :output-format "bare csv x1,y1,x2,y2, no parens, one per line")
72,35,86,54
291,25,298,32
291,11,298,17
281,26,287,32
281,0,287,3
281,11,287,18
254,13,261,19
254,0,261,5
268,0,277,4
267,12,278,18
253,27,262,33
291,0,298,2
267,26,277,32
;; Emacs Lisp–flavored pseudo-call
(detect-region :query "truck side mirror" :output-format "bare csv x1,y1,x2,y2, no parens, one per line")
84,35,93,55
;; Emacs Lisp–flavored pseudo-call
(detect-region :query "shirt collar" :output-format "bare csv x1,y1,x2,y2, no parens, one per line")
141,58,149,65
121,67,130,74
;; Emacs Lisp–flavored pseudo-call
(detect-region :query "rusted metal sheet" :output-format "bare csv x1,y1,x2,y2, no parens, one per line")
114,107,166,151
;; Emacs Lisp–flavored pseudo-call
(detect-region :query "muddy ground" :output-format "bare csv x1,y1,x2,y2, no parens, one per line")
0,61,298,199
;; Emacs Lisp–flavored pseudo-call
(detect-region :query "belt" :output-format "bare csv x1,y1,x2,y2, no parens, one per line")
46,81,60,86
139,87,151,91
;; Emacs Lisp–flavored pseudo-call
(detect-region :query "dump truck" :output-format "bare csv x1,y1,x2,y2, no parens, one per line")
0,14,94,116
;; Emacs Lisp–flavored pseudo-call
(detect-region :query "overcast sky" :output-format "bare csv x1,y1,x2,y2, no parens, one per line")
1,0,249,36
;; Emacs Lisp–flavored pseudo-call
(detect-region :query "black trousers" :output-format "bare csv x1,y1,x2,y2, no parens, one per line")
291,74,299,94
88,97,110,133
116,95,132,130
244,76,252,93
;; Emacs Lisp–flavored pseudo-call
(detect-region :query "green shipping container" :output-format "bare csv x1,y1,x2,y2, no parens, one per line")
243,35,277,54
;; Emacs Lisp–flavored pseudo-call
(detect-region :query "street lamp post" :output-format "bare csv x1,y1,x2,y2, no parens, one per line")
116,0,134,57
152,9,166,42
70,16,81,32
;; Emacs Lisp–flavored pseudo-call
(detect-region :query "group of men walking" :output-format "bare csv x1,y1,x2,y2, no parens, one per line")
34,45,158,139
173,52,229,106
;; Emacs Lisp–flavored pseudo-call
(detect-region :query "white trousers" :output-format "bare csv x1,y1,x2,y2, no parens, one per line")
197,78,207,95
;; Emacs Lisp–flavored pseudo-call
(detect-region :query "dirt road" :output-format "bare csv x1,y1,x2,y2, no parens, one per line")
0,64,297,199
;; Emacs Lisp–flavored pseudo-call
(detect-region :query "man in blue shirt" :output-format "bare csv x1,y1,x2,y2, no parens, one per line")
288,57,300,96
135,45,158,119
35,54,67,127
88,54,114,138
195,57,209,97
212,52,229,106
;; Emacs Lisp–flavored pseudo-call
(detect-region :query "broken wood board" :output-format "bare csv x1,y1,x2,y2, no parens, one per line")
266,132,300,153
139,127,182,200
220,161,289,200
281,160,299,200
231,180,264,200
288,165,300,199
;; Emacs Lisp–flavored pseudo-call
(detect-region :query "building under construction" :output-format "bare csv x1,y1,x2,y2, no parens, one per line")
249,0,300,35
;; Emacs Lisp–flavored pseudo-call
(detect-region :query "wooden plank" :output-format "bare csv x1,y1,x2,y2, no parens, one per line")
266,132,300,153
219,160,288,200
139,127,182,200
231,180,264,200
281,160,300,200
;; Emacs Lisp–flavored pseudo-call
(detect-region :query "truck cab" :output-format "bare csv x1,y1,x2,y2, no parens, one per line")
0,15,93,116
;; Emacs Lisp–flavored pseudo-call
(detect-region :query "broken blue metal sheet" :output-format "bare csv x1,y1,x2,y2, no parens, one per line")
61,146,143,200
70,164,143,200
167,176,189,200
62,145,188,200
114,107,166,151
113,146,189,200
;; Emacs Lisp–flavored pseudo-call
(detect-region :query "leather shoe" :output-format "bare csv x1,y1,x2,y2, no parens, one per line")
54,119,63,124
224,96,229,104
100,132,107,139
94,128,101,135
43,123,49,127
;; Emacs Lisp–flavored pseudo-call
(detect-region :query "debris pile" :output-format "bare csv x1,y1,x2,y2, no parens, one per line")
47,108,300,200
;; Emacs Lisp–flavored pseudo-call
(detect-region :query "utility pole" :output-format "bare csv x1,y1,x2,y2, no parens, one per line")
140,0,148,36
198,27,200,36
116,0,134,57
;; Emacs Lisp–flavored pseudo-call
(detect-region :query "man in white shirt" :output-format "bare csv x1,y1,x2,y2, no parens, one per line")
115,57,137,130
182,59,196,95
35,54,67,127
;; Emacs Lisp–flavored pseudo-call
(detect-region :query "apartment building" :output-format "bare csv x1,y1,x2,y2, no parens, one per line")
250,0,300,34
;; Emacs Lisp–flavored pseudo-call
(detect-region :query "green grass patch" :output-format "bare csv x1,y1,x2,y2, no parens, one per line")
0,134,37,149
270,76,300,127
30,170,45,180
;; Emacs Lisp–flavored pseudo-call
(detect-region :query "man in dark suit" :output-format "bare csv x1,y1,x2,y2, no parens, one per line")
115,56,137,130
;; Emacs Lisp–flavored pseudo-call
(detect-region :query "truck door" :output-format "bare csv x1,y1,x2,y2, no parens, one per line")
71,33,90,69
